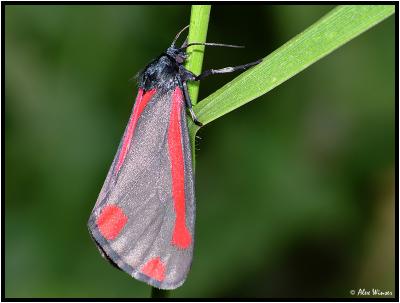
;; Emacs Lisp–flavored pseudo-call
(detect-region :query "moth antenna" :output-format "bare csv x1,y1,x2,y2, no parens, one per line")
171,25,190,47
181,38,188,48
182,42,244,49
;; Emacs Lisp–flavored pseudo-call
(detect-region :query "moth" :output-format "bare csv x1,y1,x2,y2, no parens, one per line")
88,25,261,290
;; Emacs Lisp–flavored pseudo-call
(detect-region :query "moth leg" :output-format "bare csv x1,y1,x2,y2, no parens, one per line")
179,65,196,82
178,77,203,127
195,59,262,81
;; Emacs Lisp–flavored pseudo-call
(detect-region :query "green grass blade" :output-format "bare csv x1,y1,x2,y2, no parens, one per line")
191,5,394,131
184,5,211,159
185,5,211,105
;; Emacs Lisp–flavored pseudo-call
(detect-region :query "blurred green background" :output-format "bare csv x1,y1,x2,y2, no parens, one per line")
5,5,395,299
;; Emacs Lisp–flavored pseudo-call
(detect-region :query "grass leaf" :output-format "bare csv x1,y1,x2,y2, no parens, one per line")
190,5,394,135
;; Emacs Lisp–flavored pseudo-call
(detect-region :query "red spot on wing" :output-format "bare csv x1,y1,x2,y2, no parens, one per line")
141,257,166,282
168,88,192,249
115,89,156,174
96,204,128,240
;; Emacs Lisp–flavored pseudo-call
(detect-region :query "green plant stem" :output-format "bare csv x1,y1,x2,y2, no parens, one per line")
184,5,211,158
151,5,393,297
151,287,168,298
150,5,211,298
185,5,212,105
189,5,394,137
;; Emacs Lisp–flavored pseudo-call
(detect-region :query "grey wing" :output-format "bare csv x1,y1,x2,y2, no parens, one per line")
88,87,195,290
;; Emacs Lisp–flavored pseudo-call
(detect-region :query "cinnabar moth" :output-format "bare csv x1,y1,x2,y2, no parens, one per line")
88,25,261,290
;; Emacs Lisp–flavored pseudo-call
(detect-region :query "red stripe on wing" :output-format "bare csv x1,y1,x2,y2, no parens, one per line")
115,89,156,174
168,87,192,249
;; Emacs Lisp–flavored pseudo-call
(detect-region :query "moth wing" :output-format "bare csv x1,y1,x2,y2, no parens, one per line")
88,87,195,290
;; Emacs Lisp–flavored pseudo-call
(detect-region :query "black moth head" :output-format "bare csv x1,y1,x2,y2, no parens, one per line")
166,25,190,64
165,46,187,64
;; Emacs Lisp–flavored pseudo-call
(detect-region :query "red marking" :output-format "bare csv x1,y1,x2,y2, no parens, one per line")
96,204,128,240
168,88,192,249
141,257,166,282
115,89,156,174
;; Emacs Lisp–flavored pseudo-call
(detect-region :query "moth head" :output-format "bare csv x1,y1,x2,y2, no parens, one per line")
166,47,187,64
